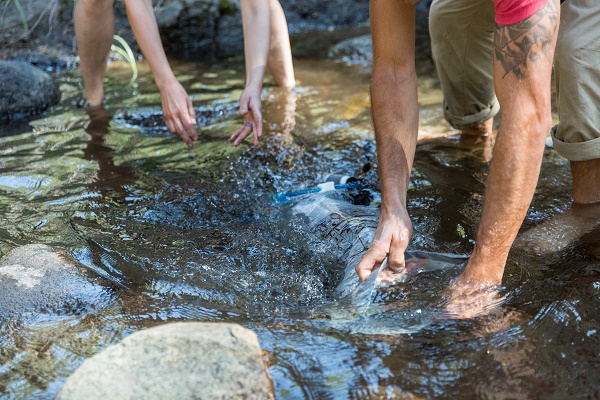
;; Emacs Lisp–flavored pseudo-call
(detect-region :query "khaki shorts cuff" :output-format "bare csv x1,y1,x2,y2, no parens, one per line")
443,99,500,130
551,127,600,162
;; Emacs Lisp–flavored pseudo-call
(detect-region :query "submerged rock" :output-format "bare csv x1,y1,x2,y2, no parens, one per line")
327,6,433,70
57,322,274,400
0,60,60,123
0,244,116,319
329,35,373,67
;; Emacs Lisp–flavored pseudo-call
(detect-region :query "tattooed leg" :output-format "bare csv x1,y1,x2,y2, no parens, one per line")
455,0,560,286
494,0,559,80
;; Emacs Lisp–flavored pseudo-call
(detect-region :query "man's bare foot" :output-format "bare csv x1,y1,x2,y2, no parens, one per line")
572,159,600,204
458,133,495,163
511,159,600,257
515,201,600,256
460,117,493,137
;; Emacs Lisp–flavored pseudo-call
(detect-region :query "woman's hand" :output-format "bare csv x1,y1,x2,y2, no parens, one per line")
230,86,263,146
159,79,198,148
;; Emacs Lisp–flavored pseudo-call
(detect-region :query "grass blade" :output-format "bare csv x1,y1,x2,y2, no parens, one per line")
112,34,138,80
12,0,29,31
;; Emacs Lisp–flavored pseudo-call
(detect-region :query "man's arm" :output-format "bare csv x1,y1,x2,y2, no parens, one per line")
457,0,559,286
355,1,418,281
124,0,198,147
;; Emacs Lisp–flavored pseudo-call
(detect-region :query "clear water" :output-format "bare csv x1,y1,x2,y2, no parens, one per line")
0,36,599,399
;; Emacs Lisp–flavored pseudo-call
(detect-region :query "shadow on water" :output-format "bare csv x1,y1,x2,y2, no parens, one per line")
0,49,598,399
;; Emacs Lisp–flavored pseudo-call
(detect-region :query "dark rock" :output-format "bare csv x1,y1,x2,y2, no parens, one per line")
56,322,274,400
23,54,76,73
0,0,49,37
0,244,117,319
0,60,60,123
156,0,371,60
154,1,185,27
281,0,369,33
156,0,242,60
114,102,238,136
327,6,434,74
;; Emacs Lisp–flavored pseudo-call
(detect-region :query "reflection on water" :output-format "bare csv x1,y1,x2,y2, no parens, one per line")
83,106,138,195
0,47,598,399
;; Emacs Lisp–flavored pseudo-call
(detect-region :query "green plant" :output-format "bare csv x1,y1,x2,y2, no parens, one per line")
111,34,138,81
218,0,235,15
73,35,138,82
1,0,29,31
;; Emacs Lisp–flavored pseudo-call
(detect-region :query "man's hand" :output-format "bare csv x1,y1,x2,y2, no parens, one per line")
356,206,413,281
442,278,504,319
358,1,418,282
158,79,198,148
230,86,263,146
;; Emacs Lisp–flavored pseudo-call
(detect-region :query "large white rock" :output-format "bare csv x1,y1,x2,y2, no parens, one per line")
56,322,274,400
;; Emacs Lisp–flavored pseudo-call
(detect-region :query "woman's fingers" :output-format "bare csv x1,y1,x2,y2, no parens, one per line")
231,124,253,146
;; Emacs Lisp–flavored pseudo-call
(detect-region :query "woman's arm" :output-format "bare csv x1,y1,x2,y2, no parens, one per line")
124,0,198,147
230,0,295,146
230,0,271,146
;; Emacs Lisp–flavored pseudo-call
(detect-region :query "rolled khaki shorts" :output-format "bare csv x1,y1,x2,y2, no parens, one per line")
551,0,600,162
429,0,499,130
431,0,600,162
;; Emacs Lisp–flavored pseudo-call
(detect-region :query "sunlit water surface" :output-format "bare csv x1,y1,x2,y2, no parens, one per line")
0,42,598,399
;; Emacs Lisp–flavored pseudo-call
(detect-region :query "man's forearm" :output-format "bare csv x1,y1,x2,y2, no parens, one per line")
369,1,419,211
462,0,559,284
467,108,550,281
355,1,427,278
371,68,419,210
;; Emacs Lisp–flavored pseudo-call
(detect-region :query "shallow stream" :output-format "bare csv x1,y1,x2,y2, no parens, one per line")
0,34,599,399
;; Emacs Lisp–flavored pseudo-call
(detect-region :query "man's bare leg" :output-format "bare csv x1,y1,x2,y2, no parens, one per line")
75,0,115,106
572,159,600,204
513,156,600,259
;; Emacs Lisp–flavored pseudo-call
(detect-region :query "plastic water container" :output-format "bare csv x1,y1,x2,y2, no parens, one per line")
291,191,380,297
280,177,469,307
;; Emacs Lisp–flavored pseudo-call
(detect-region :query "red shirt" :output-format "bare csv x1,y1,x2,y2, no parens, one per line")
494,0,548,25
